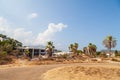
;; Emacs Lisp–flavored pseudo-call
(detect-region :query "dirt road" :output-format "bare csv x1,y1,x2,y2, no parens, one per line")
0,63,120,80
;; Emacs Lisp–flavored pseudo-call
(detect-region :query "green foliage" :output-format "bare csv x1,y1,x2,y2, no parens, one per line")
2,51,7,56
83,43,97,57
46,41,55,57
77,50,82,54
0,34,22,64
96,51,101,56
100,52,108,58
69,43,79,54
46,41,55,50
88,43,97,53
0,35,22,51
2,43,13,53
59,54,70,59
115,50,120,57
0,50,12,65
57,50,62,52
88,43,97,57
0,34,6,38
0,51,7,58
24,49,30,54
0,34,22,53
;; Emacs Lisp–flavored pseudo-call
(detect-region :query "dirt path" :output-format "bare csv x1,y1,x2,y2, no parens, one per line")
0,63,120,80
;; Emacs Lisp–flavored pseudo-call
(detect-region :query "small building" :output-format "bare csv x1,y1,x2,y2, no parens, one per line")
18,46,58,58
18,46,46,58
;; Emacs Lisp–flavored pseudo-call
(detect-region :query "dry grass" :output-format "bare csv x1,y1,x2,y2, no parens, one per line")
111,58,120,62
42,65,120,80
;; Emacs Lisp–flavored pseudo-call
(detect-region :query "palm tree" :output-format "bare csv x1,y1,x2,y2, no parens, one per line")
73,43,79,54
69,44,73,52
69,43,79,55
45,41,55,58
83,43,97,57
74,43,78,50
88,43,97,57
103,36,116,52
83,47,88,54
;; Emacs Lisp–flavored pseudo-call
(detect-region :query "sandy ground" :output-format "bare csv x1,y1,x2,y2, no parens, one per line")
42,64,120,80
0,60,120,80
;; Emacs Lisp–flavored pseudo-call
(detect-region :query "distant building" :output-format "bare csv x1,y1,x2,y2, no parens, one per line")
18,46,46,58
18,46,58,58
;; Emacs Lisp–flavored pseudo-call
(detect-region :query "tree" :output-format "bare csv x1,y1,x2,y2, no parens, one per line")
24,49,30,58
88,43,97,57
0,34,6,38
74,43,78,50
0,34,22,64
83,43,97,57
45,41,55,58
69,43,79,55
69,44,73,52
103,36,116,52
6,38,22,49
77,50,83,54
0,34,22,55
83,47,88,54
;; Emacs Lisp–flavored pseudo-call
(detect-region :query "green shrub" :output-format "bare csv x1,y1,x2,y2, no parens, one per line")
59,54,70,59
115,51,120,57
100,52,108,58
2,51,7,56
96,51,101,56
0,51,12,65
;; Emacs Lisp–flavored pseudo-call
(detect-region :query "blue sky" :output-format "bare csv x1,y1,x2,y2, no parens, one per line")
0,0,120,51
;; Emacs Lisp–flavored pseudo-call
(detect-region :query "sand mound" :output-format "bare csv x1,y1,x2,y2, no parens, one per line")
42,65,120,80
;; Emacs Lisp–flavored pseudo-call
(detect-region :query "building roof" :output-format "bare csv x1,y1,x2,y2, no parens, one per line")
18,46,45,49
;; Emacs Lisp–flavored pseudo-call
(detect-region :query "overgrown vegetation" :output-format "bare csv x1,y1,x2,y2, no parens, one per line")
83,43,97,57
46,41,55,58
0,34,120,65
0,34,22,65
69,43,79,55
114,50,120,57
111,58,120,62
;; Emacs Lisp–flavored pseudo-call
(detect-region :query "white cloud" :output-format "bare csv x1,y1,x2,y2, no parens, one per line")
28,13,38,20
0,17,67,46
0,17,34,45
0,17,10,33
13,28,34,45
34,23,67,45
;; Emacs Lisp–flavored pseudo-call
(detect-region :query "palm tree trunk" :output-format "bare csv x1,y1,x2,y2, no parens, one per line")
109,41,112,56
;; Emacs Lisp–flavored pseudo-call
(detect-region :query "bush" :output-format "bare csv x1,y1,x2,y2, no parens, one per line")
96,51,101,56
0,51,12,65
58,54,70,59
2,51,7,56
100,52,108,58
77,50,83,55
115,51,120,57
